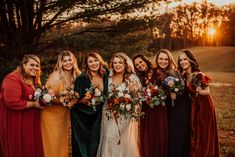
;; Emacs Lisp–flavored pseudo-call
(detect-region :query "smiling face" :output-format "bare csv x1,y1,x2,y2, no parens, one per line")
133,57,148,72
23,58,40,77
87,56,100,72
112,57,125,74
157,52,169,69
179,53,191,70
62,55,73,71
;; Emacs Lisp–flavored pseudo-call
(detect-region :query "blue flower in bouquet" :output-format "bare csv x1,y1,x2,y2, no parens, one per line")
164,76,185,107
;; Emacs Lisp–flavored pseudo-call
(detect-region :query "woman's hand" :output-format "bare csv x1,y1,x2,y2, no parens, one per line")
196,86,210,96
34,101,44,109
26,101,44,109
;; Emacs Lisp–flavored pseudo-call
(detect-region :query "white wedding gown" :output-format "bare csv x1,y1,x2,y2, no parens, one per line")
96,74,141,157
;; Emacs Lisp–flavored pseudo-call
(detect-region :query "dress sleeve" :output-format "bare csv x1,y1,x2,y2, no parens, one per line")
130,74,142,89
74,73,90,99
2,75,27,110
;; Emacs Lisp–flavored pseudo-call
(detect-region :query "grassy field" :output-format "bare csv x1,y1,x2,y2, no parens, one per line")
151,47,235,157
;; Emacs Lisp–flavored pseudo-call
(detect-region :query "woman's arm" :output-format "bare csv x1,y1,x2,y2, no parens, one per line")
196,86,210,96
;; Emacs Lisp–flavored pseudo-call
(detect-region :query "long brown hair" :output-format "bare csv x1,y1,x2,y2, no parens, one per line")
83,52,107,77
177,49,200,73
110,52,135,83
132,54,153,72
16,54,41,87
54,50,81,86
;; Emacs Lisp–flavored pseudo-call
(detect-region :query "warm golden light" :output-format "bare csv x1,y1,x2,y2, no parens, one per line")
208,27,216,36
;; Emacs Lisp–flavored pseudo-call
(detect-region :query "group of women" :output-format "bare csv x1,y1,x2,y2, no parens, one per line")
0,49,220,157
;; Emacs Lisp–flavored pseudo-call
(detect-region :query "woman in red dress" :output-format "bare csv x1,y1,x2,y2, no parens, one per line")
0,54,44,157
178,49,220,157
133,54,165,157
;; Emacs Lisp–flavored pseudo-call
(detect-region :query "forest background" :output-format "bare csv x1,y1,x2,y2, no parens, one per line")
0,0,234,156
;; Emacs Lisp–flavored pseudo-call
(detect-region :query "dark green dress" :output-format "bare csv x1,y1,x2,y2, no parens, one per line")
71,71,109,157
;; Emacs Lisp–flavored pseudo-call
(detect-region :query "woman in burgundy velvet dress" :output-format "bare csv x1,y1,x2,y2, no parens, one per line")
178,49,220,157
0,54,44,157
133,53,169,157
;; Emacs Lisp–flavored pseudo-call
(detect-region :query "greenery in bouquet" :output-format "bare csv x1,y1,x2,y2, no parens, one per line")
192,72,211,89
107,83,143,120
84,83,106,111
60,87,80,108
29,86,56,106
163,76,185,107
142,83,166,108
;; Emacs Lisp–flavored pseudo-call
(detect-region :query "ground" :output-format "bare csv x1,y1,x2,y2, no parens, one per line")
151,46,235,157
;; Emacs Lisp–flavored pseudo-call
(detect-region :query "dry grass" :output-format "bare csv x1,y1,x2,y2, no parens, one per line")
150,46,235,157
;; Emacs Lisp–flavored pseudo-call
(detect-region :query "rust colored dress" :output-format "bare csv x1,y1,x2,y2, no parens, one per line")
0,71,44,157
139,68,168,157
188,73,220,157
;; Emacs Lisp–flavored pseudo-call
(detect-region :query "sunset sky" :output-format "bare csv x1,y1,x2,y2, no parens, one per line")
179,0,234,6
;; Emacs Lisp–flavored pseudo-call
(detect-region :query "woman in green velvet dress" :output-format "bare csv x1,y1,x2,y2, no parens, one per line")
70,52,109,157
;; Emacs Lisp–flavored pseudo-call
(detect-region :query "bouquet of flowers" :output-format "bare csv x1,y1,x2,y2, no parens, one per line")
107,84,143,120
142,83,166,108
29,86,56,106
192,72,211,89
60,87,80,108
84,84,106,111
164,76,185,107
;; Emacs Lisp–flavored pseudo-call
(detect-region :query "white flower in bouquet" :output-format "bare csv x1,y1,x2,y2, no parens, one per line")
175,78,179,81
126,104,131,111
43,94,52,103
91,99,96,105
124,93,131,99
120,103,125,110
70,90,75,95
174,88,179,92
167,80,174,87
154,86,158,90
118,92,124,97
94,88,102,96
34,88,42,98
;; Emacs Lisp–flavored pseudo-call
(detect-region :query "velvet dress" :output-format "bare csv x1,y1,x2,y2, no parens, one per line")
168,75,191,157
70,71,109,157
188,73,220,157
0,71,44,157
139,68,168,157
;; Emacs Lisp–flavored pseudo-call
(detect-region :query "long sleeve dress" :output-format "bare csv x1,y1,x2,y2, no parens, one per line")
0,71,44,157
70,71,109,157
188,72,220,157
168,74,191,157
139,68,168,157
96,74,141,157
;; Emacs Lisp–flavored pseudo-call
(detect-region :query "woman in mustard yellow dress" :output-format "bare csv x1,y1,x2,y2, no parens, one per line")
41,50,80,157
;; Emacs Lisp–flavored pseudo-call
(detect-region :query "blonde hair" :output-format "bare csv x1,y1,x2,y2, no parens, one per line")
155,49,177,71
110,52,135,82
17,54,41,87
83,52,107,77
54,50,80,86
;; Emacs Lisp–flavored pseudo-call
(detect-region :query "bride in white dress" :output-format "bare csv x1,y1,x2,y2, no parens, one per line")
96,53,141,157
